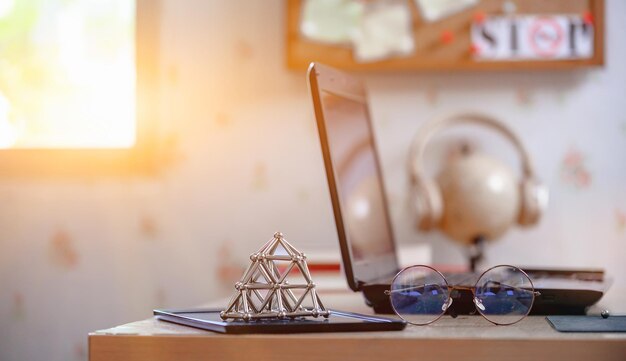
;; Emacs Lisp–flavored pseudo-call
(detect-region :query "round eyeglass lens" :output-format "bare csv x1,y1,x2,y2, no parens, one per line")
474,265,535,325
389,265,450,325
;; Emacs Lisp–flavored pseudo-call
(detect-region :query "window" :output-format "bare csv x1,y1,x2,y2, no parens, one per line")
0,0,135,149
0,0,161,176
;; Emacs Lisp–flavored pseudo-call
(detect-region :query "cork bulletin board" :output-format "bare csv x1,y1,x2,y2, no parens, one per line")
286,0,604,71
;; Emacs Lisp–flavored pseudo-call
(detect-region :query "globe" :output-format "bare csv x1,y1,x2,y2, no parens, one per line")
436,152,520,245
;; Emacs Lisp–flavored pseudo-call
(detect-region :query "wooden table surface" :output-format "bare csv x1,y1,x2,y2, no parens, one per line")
90,292,626,361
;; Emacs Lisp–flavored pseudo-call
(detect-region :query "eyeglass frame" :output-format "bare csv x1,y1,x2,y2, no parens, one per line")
384,264,541,326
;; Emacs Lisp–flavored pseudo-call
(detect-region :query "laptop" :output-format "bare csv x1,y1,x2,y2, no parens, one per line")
307,62,607,315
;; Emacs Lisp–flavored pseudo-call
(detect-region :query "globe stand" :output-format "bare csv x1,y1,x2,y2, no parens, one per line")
468,236,485,273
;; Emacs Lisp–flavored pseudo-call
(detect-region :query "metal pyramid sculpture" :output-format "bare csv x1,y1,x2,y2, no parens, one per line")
221,232,329,321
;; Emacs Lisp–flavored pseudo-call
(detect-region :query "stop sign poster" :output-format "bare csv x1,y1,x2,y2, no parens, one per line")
471,15,594,60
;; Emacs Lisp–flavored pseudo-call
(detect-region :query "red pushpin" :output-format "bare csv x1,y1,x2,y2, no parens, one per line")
441,30,455,44
473,11,486,24
583,11,594,25
469,43,480,55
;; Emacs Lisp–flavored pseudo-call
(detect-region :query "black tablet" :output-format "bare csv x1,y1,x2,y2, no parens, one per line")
154,308,406,334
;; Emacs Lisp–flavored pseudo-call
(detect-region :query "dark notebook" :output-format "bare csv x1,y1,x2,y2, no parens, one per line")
547,315,626,332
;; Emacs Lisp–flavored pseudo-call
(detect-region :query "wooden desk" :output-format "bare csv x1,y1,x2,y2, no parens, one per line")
89,292,626,361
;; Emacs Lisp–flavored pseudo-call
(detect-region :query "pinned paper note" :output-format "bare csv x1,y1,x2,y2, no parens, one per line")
300,0,364,44
352,1,414,62
415,0,478,22
471,15,594,60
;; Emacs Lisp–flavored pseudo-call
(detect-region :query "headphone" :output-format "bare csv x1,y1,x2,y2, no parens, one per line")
408,113,547,232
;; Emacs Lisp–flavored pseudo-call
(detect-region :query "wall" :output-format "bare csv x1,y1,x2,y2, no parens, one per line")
1,1,625,360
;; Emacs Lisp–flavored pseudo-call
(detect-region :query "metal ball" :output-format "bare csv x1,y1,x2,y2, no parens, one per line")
243,313,251,321
278,311,286,318
219,311,227,320
274,232,283,239
601,310,610,319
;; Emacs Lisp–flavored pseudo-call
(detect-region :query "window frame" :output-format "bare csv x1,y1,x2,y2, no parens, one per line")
0,0,163,177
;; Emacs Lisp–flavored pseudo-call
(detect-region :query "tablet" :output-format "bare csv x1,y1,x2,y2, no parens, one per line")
154,308,406,334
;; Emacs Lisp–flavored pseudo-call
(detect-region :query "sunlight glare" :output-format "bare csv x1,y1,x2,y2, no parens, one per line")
0,0,135,149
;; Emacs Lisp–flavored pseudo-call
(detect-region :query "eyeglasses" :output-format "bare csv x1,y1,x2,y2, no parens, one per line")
384,265,540,325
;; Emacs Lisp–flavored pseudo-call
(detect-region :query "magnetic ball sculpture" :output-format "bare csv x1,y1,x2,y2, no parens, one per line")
220,232,329,321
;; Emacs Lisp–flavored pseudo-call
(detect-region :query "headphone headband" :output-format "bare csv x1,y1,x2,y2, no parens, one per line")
409,113,535,181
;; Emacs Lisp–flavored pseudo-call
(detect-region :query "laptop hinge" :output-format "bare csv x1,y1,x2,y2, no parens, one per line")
355,280,366,290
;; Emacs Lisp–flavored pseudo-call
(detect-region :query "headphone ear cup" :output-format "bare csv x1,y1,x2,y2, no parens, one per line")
518,179,545,226
414,179,443,231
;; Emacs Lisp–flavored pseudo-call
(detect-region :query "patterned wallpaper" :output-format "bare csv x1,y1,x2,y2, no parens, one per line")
1,1,625,360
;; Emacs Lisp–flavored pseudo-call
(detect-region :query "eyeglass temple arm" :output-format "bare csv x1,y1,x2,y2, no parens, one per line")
482,280,541,296
384,283,443,295
385,282,541,296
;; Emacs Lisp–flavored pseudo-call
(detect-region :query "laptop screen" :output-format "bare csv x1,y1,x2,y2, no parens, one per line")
319,90,395,265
